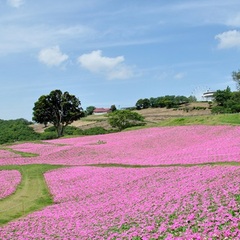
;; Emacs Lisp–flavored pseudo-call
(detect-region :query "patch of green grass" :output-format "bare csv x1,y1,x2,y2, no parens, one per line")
156,113,240,127
125,113,240,131
0,147,39,157
85,161,240,168
0,164,64,225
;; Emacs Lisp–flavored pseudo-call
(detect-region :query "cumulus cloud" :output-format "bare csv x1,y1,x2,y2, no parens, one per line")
38,46,69,67
7,0,24,8
215,30,240,49
78,50,133,79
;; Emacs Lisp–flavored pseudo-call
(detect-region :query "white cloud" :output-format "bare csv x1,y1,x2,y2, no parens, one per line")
78,50,133,79
38,46,69,67
7,0,24,8
215,30,240,49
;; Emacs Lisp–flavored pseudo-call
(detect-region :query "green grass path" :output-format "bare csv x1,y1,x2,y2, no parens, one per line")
0,164,63,225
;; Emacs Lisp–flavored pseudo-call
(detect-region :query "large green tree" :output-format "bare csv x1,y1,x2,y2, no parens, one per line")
33,90,83,137
213,86,232,107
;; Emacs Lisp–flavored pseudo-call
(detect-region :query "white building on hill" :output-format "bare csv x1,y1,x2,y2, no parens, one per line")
202,90,215,101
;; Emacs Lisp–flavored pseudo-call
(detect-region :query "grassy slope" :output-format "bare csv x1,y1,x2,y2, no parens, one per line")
155,113,240,126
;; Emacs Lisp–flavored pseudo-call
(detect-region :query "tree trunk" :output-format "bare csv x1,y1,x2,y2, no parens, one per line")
56,124,64,137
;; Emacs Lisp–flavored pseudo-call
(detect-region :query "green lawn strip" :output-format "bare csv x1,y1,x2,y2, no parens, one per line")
0,147,39,158
85,161,240,168
155,114,240,127
0,164,64,225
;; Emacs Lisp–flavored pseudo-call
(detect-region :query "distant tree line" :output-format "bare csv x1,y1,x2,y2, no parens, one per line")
135,95,196,110
0,119,40,144
0,118,119,145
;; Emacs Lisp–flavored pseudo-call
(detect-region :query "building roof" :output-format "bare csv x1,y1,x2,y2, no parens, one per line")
93,108,111,113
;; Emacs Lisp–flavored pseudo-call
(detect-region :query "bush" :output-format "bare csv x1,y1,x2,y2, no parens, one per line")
40,132,58,140
108,110,145,131
64,126,84,135
83,127,110,135
0,119,40,144
44,126,83,136
44,126,56,132
211,106,232,114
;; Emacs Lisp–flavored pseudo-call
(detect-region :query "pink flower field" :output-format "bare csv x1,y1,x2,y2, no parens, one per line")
0,166,239,239
0,170,21,199
1,125,240,166
0,126,240,239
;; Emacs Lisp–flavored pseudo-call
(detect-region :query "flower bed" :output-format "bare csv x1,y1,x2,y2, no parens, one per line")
0,166,239,239
1,125,240,166
0,170,21,199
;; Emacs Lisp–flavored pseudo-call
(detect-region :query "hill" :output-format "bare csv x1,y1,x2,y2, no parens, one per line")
31,102,211,133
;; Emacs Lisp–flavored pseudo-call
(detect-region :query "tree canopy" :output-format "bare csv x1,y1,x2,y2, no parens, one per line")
232,70,240,90
211,86,240,113
108,110,145,131
33,90,83,137
136,95,190,109
86,106,96,115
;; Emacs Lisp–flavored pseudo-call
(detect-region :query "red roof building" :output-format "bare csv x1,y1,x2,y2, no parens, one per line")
93,108,111,115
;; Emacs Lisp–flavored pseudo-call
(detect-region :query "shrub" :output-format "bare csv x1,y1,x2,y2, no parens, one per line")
40,132,58,140
64,126,84,135
108,110,145,131
0,119,40,144
83,127,110,135
44,126,83,136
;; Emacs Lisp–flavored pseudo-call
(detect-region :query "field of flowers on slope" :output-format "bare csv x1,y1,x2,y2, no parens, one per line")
0,166,239,239
1,125,240,166
0,170,21,199
0,125,240,239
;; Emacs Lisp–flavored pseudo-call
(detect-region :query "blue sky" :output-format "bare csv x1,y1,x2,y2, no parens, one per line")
1,0,240,120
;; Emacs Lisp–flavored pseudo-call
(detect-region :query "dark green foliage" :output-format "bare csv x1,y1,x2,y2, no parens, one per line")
232,70,240,90
188,95,197,102
213,86,231,107
211,87,240,114
136,98,150,109
211,106,232,114
0,119,40,144
85,106,96,115
44,125,83,135
40,132,58,140
83,127,113,135
110,105,117,112
108,110,145,130
63,126,84,135
44,126,113,137
33,90,84,137
136,95,189,109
